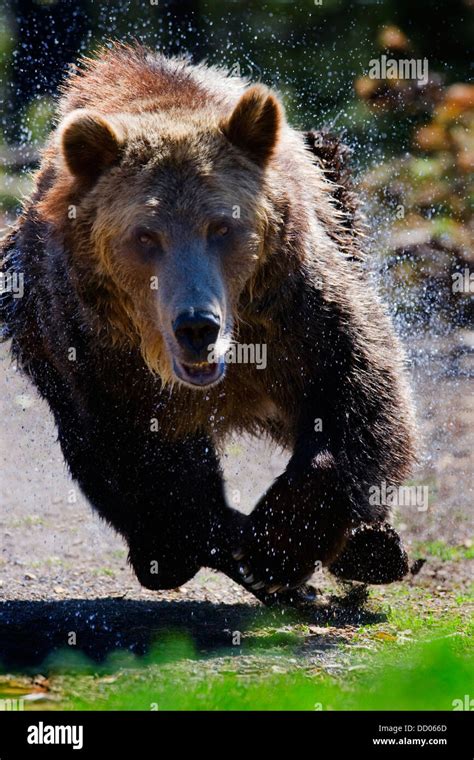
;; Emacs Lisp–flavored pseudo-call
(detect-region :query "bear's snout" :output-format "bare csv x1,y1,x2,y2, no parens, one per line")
169,310,227,388
173,311,221,361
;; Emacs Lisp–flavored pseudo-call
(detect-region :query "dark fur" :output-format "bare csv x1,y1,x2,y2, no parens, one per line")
1,45,416,602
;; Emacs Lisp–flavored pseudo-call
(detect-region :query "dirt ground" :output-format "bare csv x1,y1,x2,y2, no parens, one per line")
0,326,473,669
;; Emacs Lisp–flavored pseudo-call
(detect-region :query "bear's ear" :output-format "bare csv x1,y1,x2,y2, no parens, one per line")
220,85,283,166
58,109,125,186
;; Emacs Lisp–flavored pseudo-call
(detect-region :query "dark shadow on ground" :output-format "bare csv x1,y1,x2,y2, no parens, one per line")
0,594,386,670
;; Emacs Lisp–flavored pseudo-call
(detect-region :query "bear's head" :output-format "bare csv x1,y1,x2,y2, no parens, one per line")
49,85,283,388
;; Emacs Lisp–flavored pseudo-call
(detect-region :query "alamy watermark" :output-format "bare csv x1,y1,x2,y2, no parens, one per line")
452,695,473,711
0,697,25,711
27,722,83,750
208,342,267,370
0,268,24,299
369,481,429,512
368,55,429,86
452,268,473,294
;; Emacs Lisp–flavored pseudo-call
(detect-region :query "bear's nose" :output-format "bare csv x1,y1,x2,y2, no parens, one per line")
173,311,221,357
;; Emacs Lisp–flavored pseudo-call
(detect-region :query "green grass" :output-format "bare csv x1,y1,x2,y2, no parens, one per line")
33,636,472,711
1,583,470,712
412,540,474,562
1,566,472,712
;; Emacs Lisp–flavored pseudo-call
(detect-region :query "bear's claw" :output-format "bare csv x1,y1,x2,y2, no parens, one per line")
232,522,409,604
266,583,283,594
234,549,315,598
262,582,320,608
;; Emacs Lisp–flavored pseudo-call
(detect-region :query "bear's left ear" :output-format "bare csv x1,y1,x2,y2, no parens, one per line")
220,85,283,167
58,109,126,187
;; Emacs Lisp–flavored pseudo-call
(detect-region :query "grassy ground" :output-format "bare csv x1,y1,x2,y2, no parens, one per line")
1,554,472,711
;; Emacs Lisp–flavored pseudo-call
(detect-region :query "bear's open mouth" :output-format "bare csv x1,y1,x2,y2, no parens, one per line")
172,358,226,388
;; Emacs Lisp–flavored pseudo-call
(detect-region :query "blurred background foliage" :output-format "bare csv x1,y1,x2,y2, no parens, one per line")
0,0,472,325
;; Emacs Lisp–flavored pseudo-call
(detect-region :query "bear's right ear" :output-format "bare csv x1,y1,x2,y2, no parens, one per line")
58,109,125,186
220,85,283,167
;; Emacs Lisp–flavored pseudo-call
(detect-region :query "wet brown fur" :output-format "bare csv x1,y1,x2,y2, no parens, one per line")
1,43,416,596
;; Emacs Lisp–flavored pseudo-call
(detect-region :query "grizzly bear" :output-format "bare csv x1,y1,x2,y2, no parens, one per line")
1,43,416,605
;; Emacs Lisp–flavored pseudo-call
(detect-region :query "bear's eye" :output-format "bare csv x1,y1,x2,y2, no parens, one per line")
137,231,155,247
208,221,231,239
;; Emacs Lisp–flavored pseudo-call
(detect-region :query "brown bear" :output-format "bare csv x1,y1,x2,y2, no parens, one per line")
1,43,416,605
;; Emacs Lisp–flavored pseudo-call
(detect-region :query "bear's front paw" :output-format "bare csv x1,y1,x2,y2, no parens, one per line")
232,514,323,595
233,545,316,595
128,542,201,590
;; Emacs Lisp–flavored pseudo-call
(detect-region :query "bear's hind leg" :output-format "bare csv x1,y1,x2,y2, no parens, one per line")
328,523,409,584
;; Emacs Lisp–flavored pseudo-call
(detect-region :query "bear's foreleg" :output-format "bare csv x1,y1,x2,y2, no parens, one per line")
235,436,353,594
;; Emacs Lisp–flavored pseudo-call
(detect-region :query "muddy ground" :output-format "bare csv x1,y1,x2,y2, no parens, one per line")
0,327,473,672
